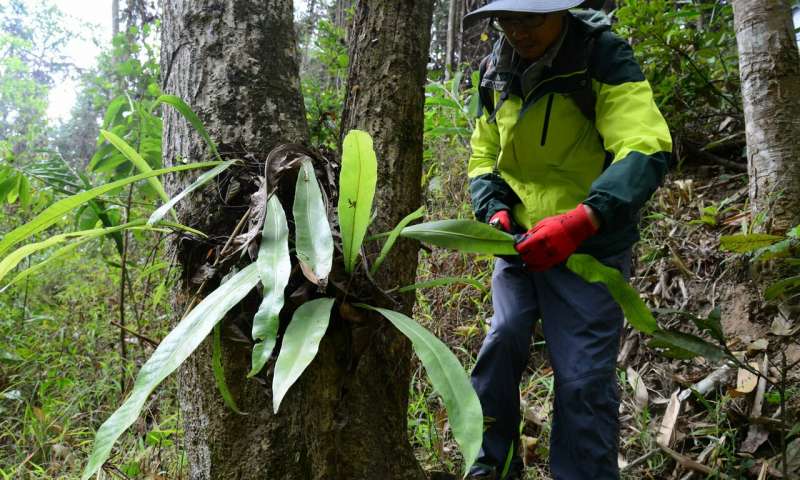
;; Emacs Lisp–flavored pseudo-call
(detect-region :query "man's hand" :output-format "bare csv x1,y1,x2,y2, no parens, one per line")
514,205,599,271
488,210,513,233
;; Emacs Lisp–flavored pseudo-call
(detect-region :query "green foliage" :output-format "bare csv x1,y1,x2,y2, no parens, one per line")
566,254,657,334
0,220,150,284
424,71,478,142
397,276,486,294
301,19,348,147
80,263,262,480
249,196,291,378
212,323,245,415
293,158,334,283
153,94,223,162
356,305,483,474
0,0,73,165
0,162,219,258
99,129,170,203
720,225,800,302
272,298,336,413
720,233,784,253
400,219,517,255
422,71,478,198
371,205,427,275
148,160,236,225
649,330,727,362
338,130,377,273
614,0,741,145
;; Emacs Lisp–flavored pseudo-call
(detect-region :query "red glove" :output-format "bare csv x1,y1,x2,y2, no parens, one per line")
488,210,513,233
514,205,599,271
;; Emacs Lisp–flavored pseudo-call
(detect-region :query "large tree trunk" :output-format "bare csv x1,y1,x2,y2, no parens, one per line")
161,1,309,478
161,0,434,478
733,0,800,233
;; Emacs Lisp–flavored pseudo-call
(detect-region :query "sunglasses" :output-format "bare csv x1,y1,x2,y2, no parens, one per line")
490,13,549,33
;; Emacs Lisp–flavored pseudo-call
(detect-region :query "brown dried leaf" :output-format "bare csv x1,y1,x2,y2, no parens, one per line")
626,366,649,412
734,363,759,394
740,424,769,454
265,144,314,193
658,390,681,448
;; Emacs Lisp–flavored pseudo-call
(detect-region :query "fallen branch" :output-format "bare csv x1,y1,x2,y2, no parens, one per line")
660,444,729,479
110,320,159,348
621,448,660,472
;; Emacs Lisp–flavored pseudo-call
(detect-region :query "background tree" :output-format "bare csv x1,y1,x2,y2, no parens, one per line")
732,0,800,232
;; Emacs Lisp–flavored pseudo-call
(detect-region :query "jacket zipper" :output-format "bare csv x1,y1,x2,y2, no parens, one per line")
540,94,555,146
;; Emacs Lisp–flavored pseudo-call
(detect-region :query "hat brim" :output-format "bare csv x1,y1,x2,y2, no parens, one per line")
463,0,586,29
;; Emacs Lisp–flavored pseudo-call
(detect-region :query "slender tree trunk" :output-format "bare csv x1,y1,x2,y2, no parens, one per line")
301,0,319,71
161,0,435,478
733,0,800,233
462,0,493,69
112,0,119,38
445,0,458,79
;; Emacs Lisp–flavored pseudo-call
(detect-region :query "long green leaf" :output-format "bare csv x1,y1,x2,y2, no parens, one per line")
765,275,800,300
0,221,147,285
371,206,426,275
18,175,30,208
400,219,516,255
720,233,784,253
212,323,246,414
100,130,170,203
397,276,485,293
0,237,92,292
249,196,291,377
101,95,128,130
566,254,657,334
655,308,725,344
0,162,220,257
338,130,377,273
81,263,260,480
154,95,222,162
148,161,236,225
356,305,482,473
293,159,333,283
272,298,335,413
650,330,728,362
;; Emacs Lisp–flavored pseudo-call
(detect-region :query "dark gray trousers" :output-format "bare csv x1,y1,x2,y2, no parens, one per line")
470,252,630,479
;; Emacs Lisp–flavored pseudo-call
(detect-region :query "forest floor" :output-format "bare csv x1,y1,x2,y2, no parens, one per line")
2,159,798,479
413,160,800,479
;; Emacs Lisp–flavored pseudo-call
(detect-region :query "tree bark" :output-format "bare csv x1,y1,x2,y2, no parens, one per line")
445,0,458,79
161,2,309,479
112,0,119,38
337,0,435,473
161,0,435,478
733,0,800,233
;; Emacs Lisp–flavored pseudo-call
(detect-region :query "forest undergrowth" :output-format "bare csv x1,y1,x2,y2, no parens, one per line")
3,1,799,478
410,151,800,479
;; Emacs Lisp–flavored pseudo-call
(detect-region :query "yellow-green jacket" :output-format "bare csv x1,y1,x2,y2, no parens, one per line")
468,12,672,257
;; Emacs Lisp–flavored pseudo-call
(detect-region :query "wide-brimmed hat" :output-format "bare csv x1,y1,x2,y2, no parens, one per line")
463,0,586,29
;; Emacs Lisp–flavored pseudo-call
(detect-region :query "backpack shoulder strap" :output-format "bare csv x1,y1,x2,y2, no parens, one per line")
567,31,602,122
477,56,496,120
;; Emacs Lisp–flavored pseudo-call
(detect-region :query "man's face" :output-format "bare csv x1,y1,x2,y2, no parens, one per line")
494,11,566,61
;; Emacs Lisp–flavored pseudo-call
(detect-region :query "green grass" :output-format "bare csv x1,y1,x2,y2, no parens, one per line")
0,227,183,478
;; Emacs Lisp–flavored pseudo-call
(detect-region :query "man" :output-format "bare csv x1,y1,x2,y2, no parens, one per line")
462,1,671,479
